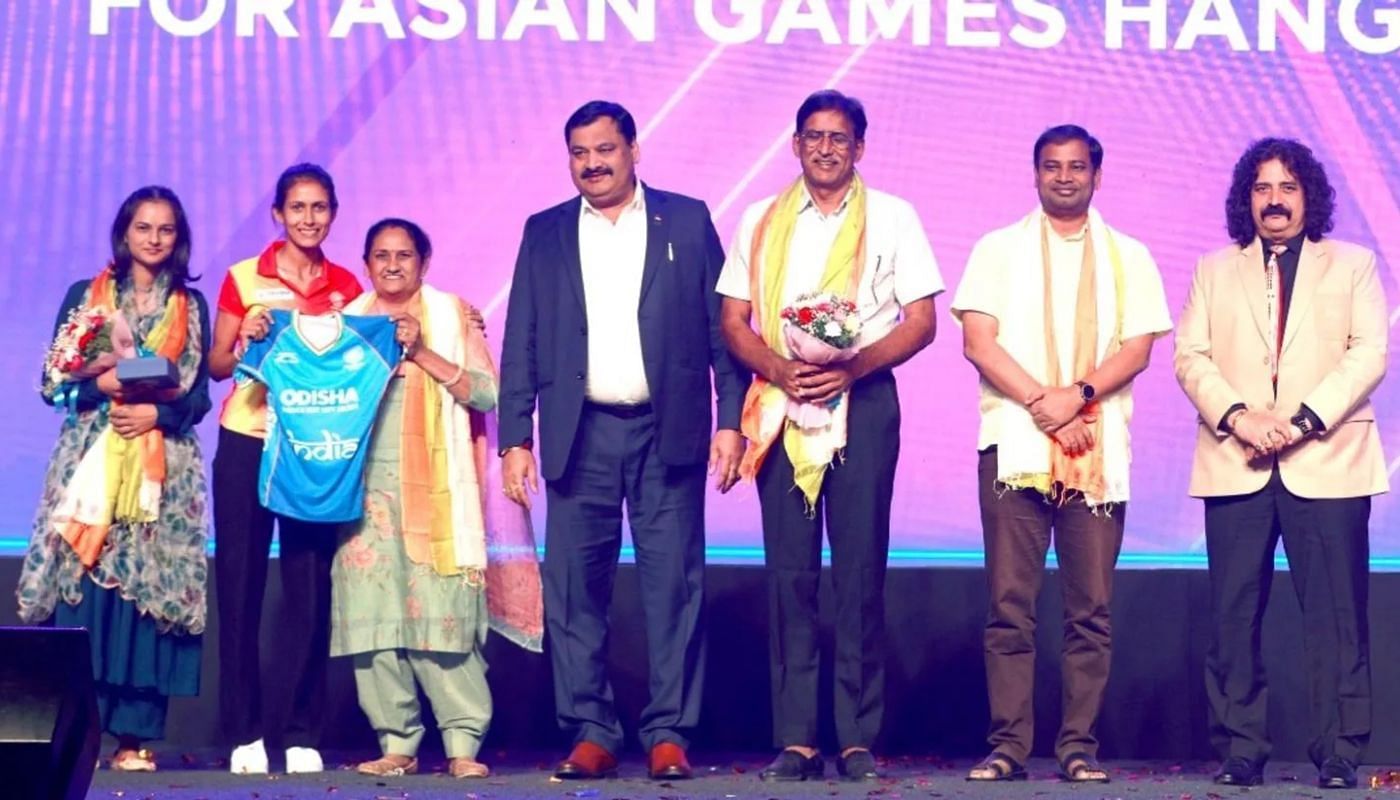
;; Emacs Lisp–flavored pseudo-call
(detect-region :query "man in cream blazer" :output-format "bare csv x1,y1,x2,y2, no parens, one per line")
1175,138,1388,791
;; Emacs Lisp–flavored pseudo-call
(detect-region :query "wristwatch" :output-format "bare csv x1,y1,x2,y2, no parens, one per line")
1290,411,1315,437
1073,380,1096,403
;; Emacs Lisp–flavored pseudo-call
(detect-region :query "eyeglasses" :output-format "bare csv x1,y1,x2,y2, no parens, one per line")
798,129,854,151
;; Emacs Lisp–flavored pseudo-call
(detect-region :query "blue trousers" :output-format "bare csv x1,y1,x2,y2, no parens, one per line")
542,403,707,753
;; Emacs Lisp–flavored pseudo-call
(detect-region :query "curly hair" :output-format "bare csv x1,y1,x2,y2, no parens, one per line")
1225,138,1335,246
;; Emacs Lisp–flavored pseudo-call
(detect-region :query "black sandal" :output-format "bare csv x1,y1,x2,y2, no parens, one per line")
966,752,1028,781
1058,751,1110,783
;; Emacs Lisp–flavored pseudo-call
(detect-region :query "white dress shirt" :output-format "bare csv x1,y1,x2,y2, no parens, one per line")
716,183,945,349
579,187,651,404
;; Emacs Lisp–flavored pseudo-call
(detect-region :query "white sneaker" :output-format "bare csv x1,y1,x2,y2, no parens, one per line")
286,746,324,774
230,739,268,774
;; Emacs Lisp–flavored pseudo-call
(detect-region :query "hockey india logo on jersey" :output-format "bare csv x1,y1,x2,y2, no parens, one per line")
342,345,366,372
277,386,363,462
288,430,360,462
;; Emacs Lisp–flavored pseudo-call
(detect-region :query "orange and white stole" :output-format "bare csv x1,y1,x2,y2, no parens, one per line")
348,285,492,575
347,285,544,651
53,267,189,567
996,212,1126,506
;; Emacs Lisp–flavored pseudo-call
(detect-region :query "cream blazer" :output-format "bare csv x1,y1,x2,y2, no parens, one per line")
1174,237,1388,499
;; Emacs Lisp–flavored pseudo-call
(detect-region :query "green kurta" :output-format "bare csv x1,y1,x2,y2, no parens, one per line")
330,379,487,657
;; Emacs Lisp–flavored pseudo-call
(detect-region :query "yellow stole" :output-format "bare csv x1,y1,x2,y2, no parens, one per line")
738,175,867,509
384,291,492,576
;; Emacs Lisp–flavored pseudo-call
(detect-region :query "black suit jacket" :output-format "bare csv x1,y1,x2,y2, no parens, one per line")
499,184,747,483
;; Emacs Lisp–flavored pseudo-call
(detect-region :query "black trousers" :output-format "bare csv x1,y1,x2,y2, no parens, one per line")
758,372,899,751
1204,468,1372,767
542,404,707,754
212,427,338,749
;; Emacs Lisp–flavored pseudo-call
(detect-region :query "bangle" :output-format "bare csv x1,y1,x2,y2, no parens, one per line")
439,366,465,389
1226,408,1247,431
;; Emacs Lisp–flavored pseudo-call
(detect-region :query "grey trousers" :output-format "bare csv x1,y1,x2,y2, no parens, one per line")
352,648,491,758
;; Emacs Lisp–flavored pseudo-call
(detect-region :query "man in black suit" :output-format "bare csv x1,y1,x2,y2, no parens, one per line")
498,100,746,781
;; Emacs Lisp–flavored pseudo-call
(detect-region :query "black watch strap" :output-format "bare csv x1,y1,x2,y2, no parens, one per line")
1219,402,1248,433
1290,411,1315,436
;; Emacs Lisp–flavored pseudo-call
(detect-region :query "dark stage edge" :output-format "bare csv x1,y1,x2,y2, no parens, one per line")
85,755,1394,799
3,560,1400,763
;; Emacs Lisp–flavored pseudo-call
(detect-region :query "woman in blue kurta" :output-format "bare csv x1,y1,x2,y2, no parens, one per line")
16,186,211,772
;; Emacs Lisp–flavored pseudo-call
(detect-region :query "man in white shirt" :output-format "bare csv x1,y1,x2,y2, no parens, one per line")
718,90,943,783
951,125,1172,784
499,100,747,782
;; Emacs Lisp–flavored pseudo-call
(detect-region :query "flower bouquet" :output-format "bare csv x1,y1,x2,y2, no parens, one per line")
41,307,134,398
779,292,860,429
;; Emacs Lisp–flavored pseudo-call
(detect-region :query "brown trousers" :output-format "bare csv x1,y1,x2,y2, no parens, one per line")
978,448,1125,764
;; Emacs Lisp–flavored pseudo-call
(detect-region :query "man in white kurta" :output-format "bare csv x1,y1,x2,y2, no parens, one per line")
952,126,1171,783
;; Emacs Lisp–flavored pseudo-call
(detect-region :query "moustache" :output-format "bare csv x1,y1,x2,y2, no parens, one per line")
1261,204,1291,219
581,167,612,179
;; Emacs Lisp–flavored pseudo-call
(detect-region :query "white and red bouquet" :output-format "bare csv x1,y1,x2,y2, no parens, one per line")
780,292,861,428
42,307,134,397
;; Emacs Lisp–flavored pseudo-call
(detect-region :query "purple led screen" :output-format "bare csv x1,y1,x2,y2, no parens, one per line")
1,2,1397,562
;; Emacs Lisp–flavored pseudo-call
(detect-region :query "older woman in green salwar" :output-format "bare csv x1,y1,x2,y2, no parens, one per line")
333,218,542,778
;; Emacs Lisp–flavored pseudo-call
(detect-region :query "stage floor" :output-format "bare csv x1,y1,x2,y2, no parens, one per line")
8,561,1400,763
85,754,1394,798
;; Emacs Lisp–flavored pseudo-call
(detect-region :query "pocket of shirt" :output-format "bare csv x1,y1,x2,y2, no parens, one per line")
863,251,895,310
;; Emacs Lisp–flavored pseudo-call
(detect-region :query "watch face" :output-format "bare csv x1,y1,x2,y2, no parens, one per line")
1080,383,1095,401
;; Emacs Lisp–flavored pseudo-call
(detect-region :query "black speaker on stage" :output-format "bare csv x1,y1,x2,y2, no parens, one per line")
0,627,99,800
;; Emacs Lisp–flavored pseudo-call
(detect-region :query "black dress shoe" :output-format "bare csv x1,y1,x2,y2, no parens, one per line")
1318,756,1358,789
1214,756,1263,786
836,749,879,782
759,749,824,782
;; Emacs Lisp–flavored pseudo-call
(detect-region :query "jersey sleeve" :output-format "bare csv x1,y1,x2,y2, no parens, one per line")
350,315,404,372
235,309,289,384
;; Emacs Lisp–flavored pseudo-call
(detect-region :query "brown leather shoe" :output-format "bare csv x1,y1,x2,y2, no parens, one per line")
648,742,693,780
554,741,618,780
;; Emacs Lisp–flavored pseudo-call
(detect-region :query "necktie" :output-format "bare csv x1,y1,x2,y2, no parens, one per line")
1265,243,1288,385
